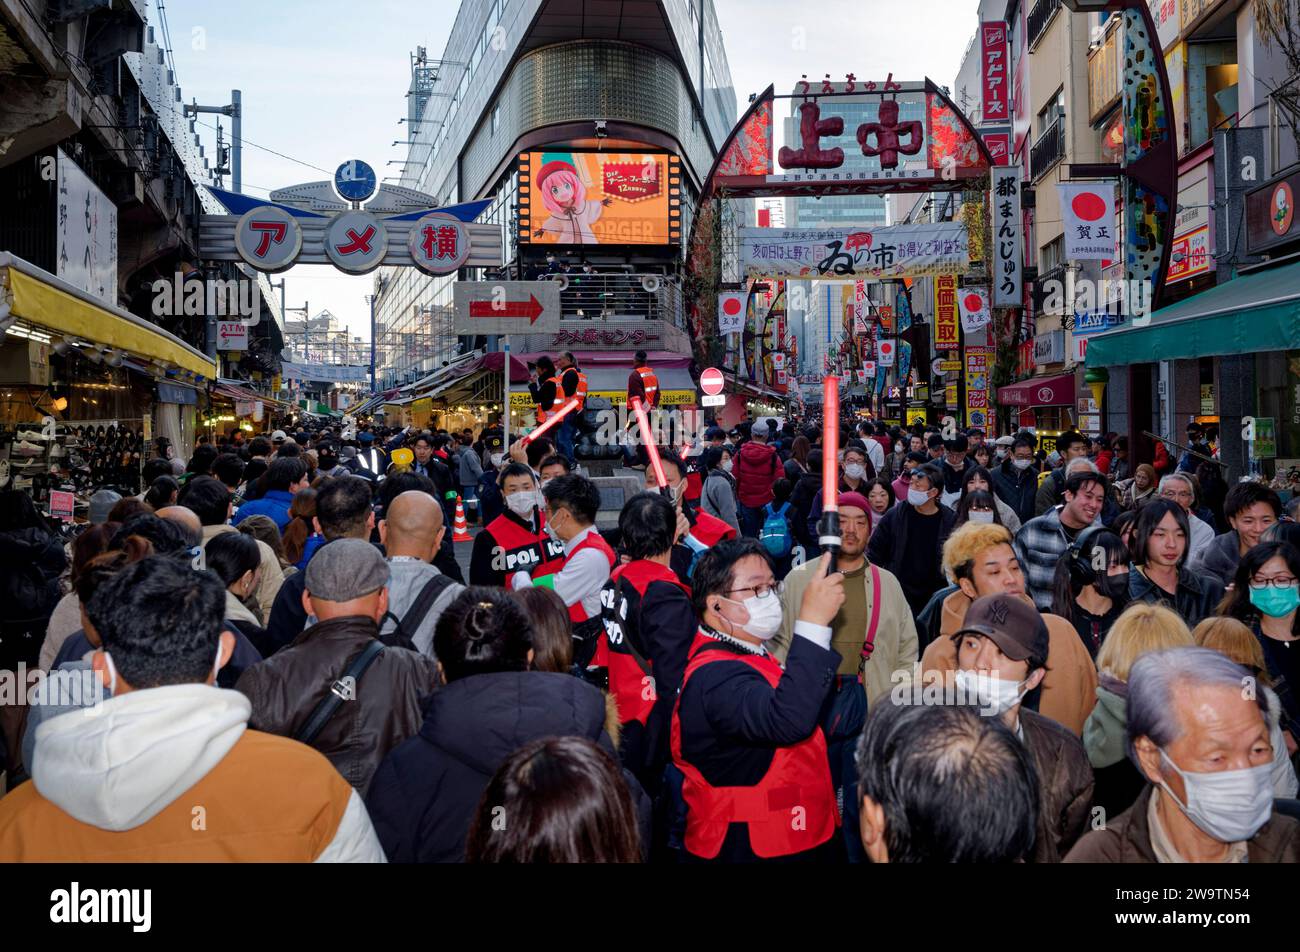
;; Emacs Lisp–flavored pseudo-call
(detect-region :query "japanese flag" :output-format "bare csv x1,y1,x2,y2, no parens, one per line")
877,340,895,367
772,352,785,369
958,287,991,334
718,292,746,335
1058,181,1118,260
856,369,867,384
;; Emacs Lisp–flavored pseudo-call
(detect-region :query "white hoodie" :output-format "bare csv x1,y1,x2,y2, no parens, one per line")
32,683,385,862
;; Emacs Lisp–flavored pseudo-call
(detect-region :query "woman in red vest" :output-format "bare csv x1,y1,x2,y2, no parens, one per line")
671,540,845,863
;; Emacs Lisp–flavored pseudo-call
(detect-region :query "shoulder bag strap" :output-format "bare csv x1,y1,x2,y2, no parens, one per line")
384,573,454,650
294,639,386,745
860,564,883,665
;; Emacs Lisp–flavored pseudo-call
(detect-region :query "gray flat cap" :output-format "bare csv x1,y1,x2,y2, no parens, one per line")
304,538,389,602
89,489,122,525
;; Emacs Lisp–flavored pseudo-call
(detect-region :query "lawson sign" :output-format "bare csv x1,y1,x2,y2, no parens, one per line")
1073,311,1126,336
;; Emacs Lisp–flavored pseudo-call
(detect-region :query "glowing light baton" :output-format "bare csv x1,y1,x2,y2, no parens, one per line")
522,398,580,445
629,396,668,492
818,376,841,572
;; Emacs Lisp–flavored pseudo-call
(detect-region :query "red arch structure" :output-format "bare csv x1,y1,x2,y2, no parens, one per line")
685,77,995,358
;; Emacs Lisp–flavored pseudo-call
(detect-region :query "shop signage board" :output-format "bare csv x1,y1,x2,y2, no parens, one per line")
739,223,969,279
991,165,1023,307
453,282,561,336
56,149,118,306
49,490,75,522
217,321,249,350
980,22,1010,124
934,274,959,349
1245,169,1300,256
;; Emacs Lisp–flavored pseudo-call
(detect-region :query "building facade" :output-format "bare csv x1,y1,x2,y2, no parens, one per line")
372,0,738,428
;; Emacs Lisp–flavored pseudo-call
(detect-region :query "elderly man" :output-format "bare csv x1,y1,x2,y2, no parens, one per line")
1157,472,1215,562
856,703,1040,863
1066,646,1300,862
950,594,1095,861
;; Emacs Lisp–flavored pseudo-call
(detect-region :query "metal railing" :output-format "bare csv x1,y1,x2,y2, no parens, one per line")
1028,0,1061,50
1030,116,1066,180
536,273,684,329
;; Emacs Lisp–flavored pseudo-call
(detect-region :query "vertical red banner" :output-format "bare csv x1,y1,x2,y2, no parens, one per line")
981,22,1009,124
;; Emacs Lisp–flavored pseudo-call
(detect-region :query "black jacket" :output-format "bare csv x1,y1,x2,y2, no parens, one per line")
365,670,649,862
1127,565,1225,629
676,634,841,862
788,471,822,549
865,502,957,612
0,527,66,666
940,455,975,494
991,458,1038,526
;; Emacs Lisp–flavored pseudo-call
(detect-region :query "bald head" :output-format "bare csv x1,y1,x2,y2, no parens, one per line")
381,490,444,562
156,505,202,538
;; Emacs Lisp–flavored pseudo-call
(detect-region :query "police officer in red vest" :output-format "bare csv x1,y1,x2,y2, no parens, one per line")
509,473,615,667
651,450,737,584
469,462,564,588
599,492,697,793
671,540,845,863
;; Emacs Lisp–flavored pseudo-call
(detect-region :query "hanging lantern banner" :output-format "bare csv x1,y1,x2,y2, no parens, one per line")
991,165,1023,307
739,222,969,279
1058,181,1118,260
958,286,991,334
718,291,747,334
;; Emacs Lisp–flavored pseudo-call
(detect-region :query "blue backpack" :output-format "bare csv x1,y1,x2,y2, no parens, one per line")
759,502,793,558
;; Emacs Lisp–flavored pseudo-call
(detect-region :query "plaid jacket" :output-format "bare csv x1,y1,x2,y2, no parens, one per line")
1013,506,1072,611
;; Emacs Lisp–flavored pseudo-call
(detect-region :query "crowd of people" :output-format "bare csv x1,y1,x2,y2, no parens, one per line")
0,408,1297,864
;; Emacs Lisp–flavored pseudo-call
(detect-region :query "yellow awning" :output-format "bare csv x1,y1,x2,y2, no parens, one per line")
2,254,216,380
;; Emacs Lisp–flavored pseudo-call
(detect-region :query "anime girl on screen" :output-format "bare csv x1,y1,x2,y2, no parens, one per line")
532,155,611,244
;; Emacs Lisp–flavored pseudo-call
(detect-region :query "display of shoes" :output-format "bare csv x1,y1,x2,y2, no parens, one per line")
12,440,44,456
16,430,51,441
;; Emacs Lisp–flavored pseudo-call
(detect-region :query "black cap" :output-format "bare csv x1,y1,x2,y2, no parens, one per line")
955,595,1049,663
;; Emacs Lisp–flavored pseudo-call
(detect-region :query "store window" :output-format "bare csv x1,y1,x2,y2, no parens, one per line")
1187,40,1237,150
1255,349,1300,472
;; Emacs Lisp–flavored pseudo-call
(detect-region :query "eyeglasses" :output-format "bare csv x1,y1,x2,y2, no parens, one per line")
727,581,784,599
1250,576,1298,589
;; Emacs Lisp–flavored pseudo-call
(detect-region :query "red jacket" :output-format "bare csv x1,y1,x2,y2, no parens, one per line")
1152,441,1171,475
733,440,780,508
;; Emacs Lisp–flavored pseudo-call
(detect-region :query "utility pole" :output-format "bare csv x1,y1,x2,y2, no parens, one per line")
184,90,242,192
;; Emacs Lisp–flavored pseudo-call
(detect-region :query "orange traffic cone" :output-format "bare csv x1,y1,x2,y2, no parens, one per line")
452,495,472,542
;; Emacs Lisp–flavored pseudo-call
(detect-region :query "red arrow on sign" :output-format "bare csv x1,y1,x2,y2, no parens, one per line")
468,295,544,324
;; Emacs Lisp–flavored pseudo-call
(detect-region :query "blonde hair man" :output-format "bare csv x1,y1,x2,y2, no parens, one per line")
921,521,1098,735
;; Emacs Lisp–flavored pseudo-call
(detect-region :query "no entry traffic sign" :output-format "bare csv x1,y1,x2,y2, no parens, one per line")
700,367,725,395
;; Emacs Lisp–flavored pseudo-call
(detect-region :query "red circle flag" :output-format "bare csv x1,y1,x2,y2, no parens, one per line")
700,367,725,395
1072,191,1107,221
963,292,983,312
721,297,742,315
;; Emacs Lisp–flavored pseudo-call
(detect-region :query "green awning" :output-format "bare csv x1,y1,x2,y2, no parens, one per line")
1085,260,1300,368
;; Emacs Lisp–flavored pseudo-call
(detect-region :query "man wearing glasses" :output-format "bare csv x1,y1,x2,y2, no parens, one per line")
671,540,845,863
1157,473,1215,562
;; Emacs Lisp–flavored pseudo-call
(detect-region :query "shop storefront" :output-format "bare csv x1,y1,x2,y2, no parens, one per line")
996,371,1079,454
1,253,215,518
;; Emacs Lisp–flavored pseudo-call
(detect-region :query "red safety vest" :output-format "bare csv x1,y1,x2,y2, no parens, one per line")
670,632,839,860
635,366,659,406
534,529,614,626
599,560,691,728
480,511,566,584
687,507,737,548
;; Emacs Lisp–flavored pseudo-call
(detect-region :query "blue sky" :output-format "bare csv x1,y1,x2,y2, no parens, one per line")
161,0,978,344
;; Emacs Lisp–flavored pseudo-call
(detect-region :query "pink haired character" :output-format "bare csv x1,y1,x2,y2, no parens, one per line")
533,159,611,244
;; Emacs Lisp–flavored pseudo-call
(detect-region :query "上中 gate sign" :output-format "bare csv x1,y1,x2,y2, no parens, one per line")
234,207,302,273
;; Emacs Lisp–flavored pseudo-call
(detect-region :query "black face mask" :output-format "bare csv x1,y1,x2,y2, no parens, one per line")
1096,572,1130,603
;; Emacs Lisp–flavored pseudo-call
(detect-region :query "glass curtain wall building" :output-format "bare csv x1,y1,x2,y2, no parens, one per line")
373,0,737,392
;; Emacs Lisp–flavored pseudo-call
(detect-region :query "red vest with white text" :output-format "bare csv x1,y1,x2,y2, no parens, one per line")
599,560,690,727
670,633,838,859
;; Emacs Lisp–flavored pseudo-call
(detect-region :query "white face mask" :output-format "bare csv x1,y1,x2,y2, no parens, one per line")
720,460,733,473
996,447,1009,459
506,490,540,519
907,487,931,507
720,590,783,640
489,452,504,467
1157,749,1274,843
955,668,1027,715
968,509,995,524
103,639,223,695
844,463,866,480
1012,458,1033,471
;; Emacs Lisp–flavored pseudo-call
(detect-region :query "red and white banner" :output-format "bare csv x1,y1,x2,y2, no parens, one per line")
1059,182,1118,260
958,287,991,334
718,291,746,334
981,22,1010,124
